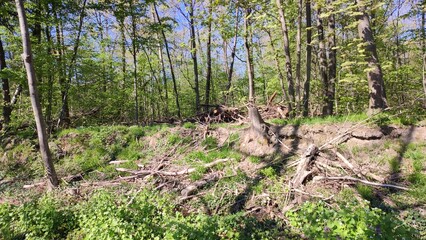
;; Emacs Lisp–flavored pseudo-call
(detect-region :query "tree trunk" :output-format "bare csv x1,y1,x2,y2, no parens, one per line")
327,1,337,115
316,7,329,116
225,8,240,105
303,0,312,117
204,0,213,112
188,0,200,113
57,0,87,127
45,26,54,129
276,0,295,116
131,9,139,125
267,30,290,109
0,38,11,127
154,3,181,119
15,0,59,189
244,8,255,103
356,0,388,114
422,0,426,106
296,0,302,113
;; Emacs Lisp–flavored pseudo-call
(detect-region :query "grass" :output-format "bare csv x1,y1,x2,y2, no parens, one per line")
268,113,368,125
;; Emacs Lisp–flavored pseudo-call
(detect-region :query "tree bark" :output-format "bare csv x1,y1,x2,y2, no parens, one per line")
276,0,295,116
58,0,87,127
154,3,181,119
15,0,59,189
356,0,388,114
296,0,302,113
188,0,200,113
0,38,11,127
244,8,255,103
327,1,337,115
130,3,139,125
225,8,240,105
266,30,290,109
204,0,213,112
303,0,312,117
316,7,329,116
422,0,426,106
44,26,54,129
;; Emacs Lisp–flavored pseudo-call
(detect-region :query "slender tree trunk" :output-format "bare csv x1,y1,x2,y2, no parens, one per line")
11,85,23,105
267,30,290,108
15,0,59,189
296,0,302,113
422,0,426,106
53,2,68,127
276,0,295,116
244,8,255,103
303,0,312,117
131,11,139,125
316,7,329,116
119,19,126,87
225,8,240,105
327,1,337,115
45,26,54,129
204,0,213,112
356,0,388,114
188,0,200,113
0,39,11,127
154,3,181,119
58,0,87,127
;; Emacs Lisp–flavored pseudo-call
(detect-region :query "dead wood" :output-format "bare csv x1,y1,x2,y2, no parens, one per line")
291,144,318,188
313,176,409,190
109,160,129,165
117,158,230,177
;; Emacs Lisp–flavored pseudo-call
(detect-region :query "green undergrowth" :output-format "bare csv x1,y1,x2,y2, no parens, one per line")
268,110,426,126
0,189,284,240
286,200,417,239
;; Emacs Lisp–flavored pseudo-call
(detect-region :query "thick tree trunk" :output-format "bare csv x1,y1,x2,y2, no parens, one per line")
316,8,329,116
303,0,312,117
276,0,295,116
204,0,213,112
356,0,388,114
244,8,255,103
0,39,11,127
188,0,200,113
15,0,59,189
154,3,181,119
327,1,337,115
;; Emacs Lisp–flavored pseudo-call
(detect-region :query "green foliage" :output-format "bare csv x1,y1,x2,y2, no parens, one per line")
260,167,277,178
0,190,281,239
286,200,417,239
183,122,196,129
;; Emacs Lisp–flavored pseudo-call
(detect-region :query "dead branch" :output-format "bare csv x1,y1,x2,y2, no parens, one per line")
109,160,129,165
291,144,318,188
313,176,409,190
117,158,230,177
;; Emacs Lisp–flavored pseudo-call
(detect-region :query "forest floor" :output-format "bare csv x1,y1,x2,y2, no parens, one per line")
1,113,425,239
